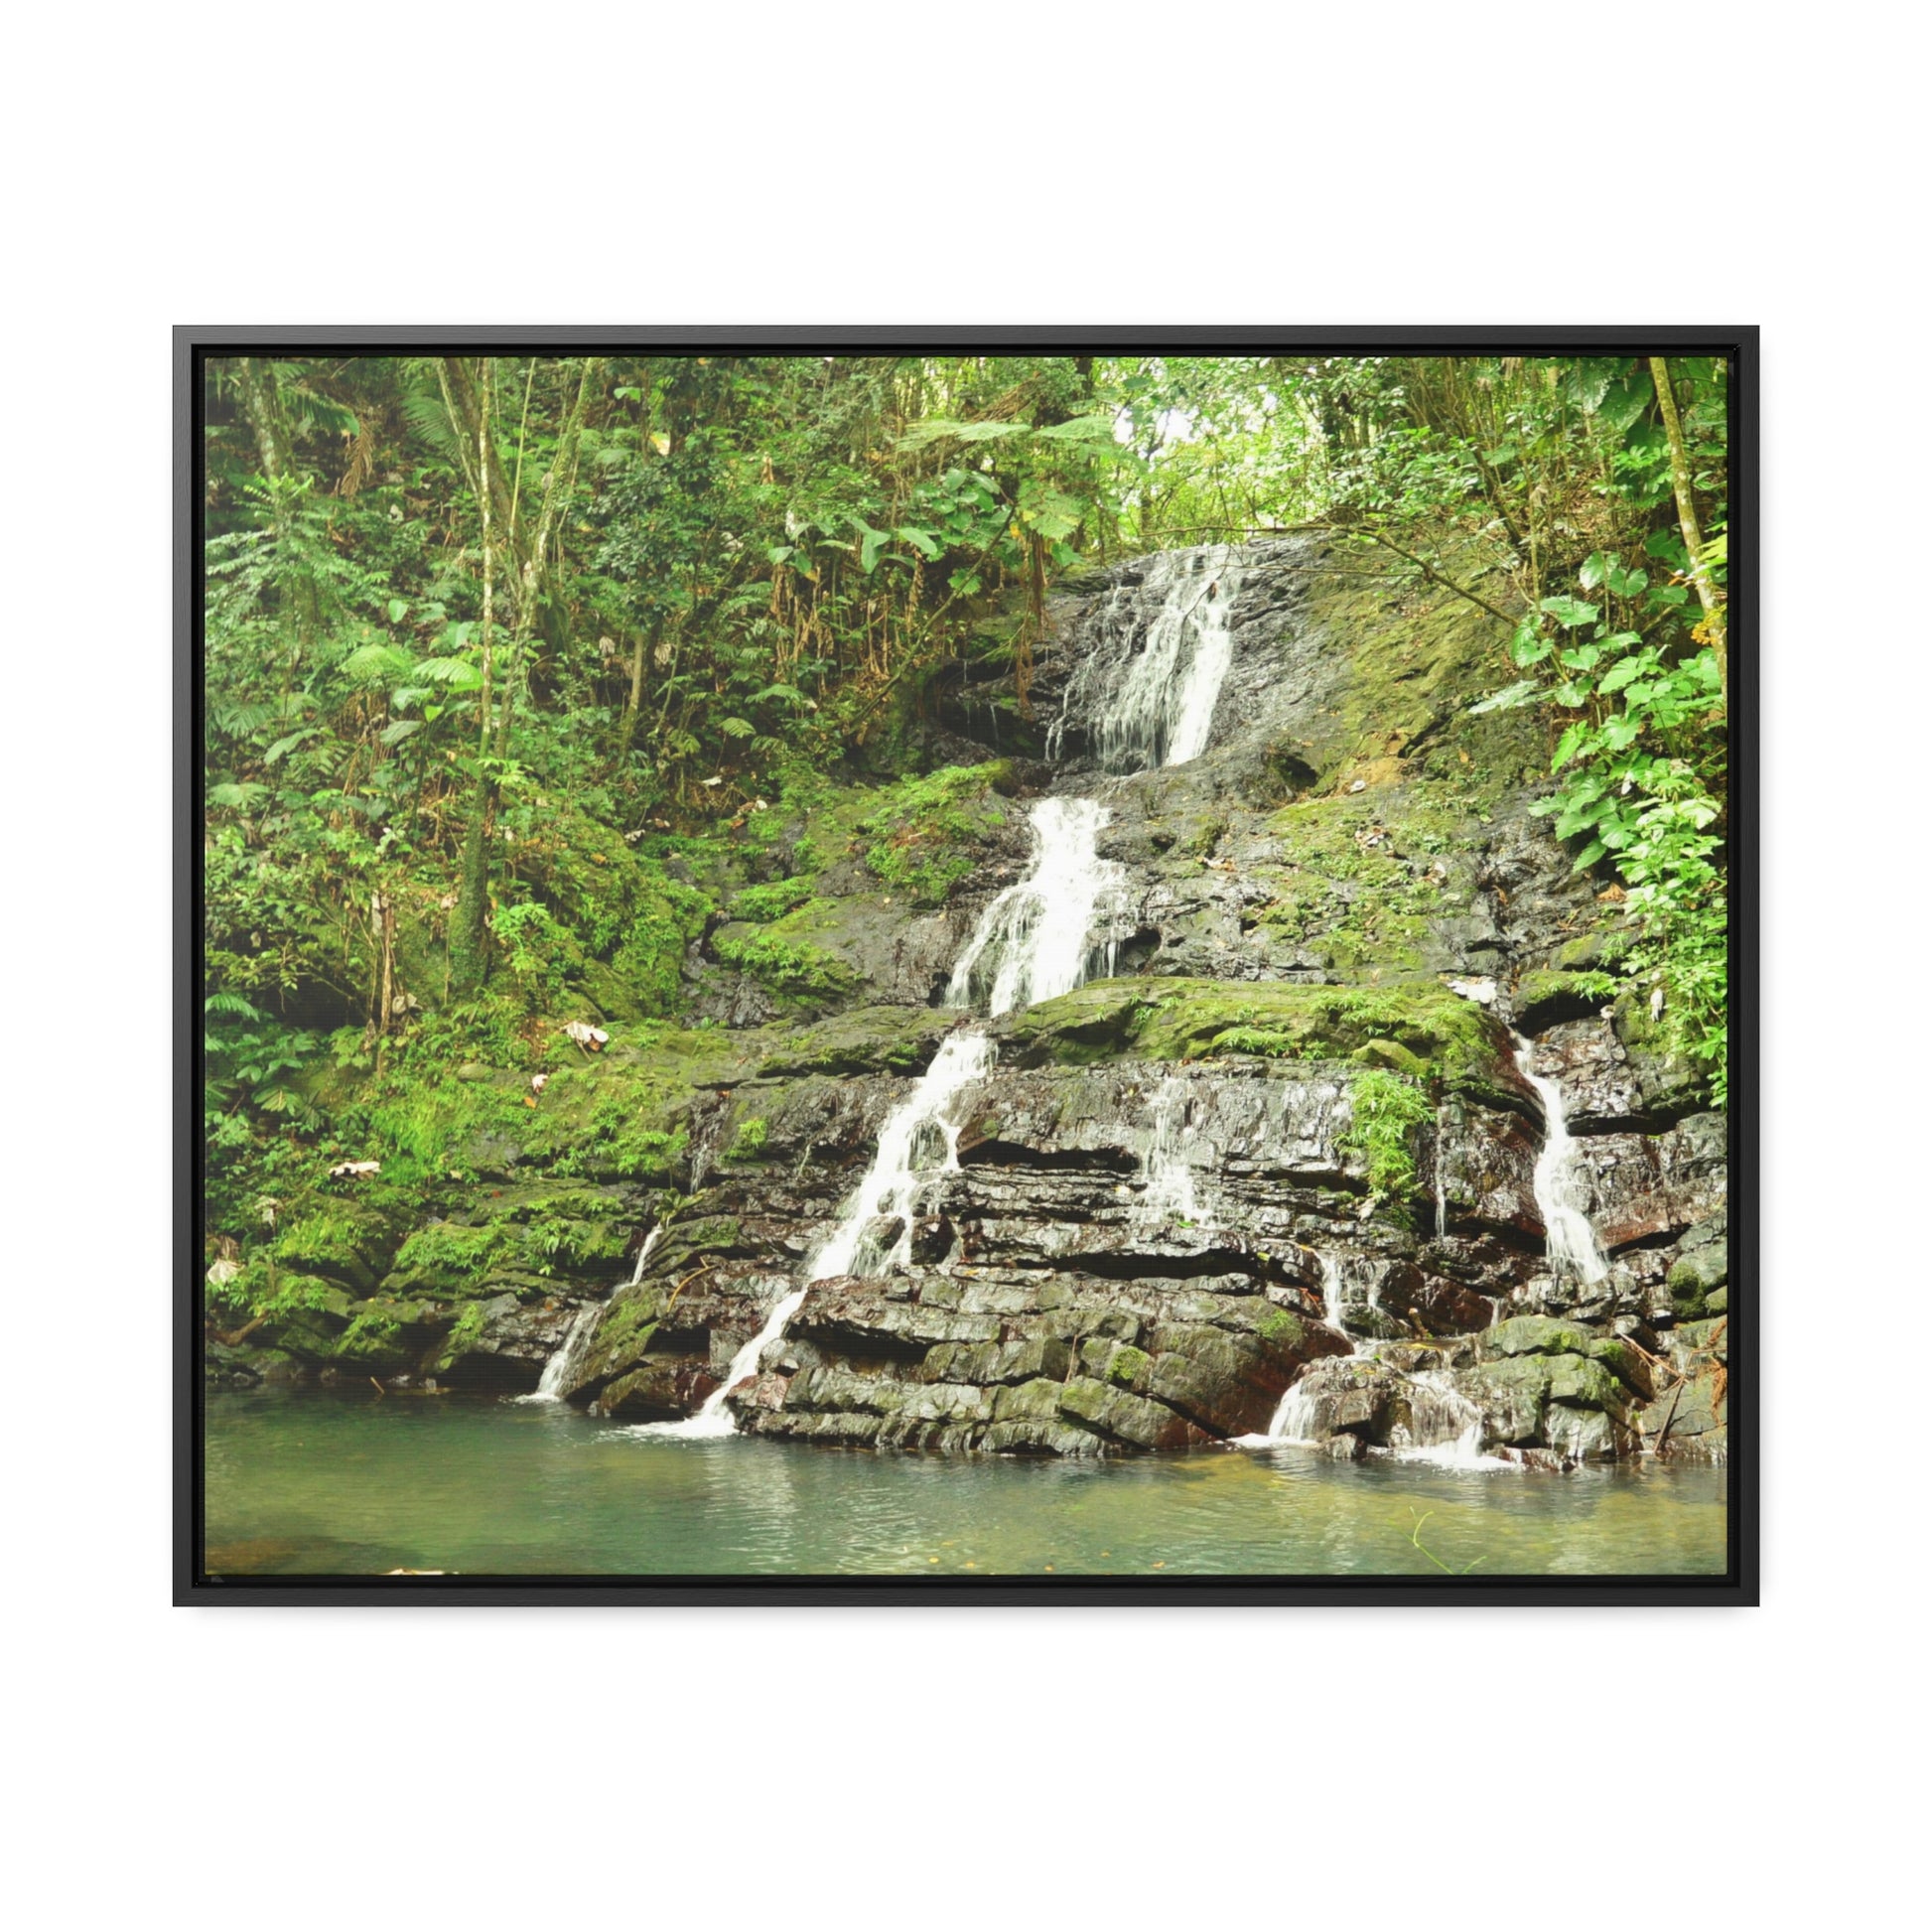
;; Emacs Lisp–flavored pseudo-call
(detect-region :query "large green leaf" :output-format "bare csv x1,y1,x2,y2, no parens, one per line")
342,641,413,684
1032,414,1120,443
1509,621,1552,668
1468,680,1545,715
1540,595,1600,629
1552,722,1591,770
1597,654,1651,695
413,655,484,691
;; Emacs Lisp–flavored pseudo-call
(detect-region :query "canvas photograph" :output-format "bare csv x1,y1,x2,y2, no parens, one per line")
186,334,1747,1597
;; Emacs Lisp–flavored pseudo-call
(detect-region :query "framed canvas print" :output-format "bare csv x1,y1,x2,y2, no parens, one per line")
178,328,1754,1603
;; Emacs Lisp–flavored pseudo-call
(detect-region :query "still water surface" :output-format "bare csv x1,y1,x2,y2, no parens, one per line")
205,1392,1726,1578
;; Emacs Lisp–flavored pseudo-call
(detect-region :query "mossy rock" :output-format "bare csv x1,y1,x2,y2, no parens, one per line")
333,1296,448,1373
754,1005,954,1079
856,763,1014,905
1483,1315,1650,1397
1513,968,1617,1035
273,1195,413,1291
1553,928,1632,975
382,1220,518,1294
999,976,1512,1098
1474,1350,1625,1417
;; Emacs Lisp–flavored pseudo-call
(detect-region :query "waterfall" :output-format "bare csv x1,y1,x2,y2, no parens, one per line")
518,1227,660,1404
1510,1032,1608,1284
807,1032,998,1280
528,1304,601,1402
1387,1371,1491,1466
644,1033,998,1439
1434,1104,1451,1240
1263,1378,1326,1447
945,798,1126,1016
1137,1075,1199,1225
1051,545,1243,771
1244,1251,1352,1445
1315,1249,1346,1332
648,546,1247,1441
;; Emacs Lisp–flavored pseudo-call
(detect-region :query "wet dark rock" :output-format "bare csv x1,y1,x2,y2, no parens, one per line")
1524,1017,1654,1132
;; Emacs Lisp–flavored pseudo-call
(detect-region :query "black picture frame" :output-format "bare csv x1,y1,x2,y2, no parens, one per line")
177,325,1756,1606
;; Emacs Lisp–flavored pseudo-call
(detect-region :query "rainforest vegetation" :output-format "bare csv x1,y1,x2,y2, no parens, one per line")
202,350,1729,1328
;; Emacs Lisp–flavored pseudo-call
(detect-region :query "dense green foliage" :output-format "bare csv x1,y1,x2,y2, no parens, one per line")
203,350,1729,1296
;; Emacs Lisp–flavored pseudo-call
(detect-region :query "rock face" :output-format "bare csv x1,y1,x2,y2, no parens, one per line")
226,534,1728,1463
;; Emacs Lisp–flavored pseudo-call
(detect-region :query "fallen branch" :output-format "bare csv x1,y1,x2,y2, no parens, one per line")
1651,1379,1686,1457
1320,520,1522,629
664,1263,714,1312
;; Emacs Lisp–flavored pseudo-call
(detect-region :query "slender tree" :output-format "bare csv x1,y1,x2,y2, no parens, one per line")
445,356,601,996
1649,355,1727,703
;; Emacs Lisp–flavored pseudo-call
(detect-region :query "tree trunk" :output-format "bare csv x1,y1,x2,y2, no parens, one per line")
449,359,497,1000
448,804,492,999
235,356,320,651
446,358,602,997
1648,356,1727,704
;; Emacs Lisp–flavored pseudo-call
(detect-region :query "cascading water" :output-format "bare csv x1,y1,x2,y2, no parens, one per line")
1050,545,1243,772
1315,1249,1346,1332
808,1033,997,1280
641,1035,997,1438
1434,1104,1451,1241
1137,1075,1199,1225
527,1305,602,1403
519,1227,661,1403
651,547,1250,1440
1246,1252,1500,1464
1387,1372,1492,1466
945,798,1126,1016
1246,1252,1350,1445
1510,1031,1608,1284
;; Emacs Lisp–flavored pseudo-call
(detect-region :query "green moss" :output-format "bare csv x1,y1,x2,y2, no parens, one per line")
1003,977,1510,1098
1554,928,1632,974
1337,1067,1434,1204
356,1055,523,1186
274,1199,402,1291
732,877,818,923
712,924,859,1001
427,1301,491,1372
386,1220,516,1293
519,1214,631,1276
1180,815,1226,859
1513,967,1619,1031
1258,1307,1308,1349
519,1030,744,1181
510,800,716,1020
1106,1344,1151,1388
857,763,1010,906
754,1006,953,1078
1247,790,1476,977
725,1116,769,1161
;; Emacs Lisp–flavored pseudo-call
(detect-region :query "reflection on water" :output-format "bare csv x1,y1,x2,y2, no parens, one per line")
204,1391,1726,1578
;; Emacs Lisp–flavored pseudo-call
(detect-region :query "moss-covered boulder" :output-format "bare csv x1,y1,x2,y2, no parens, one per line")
999,976,1513,1099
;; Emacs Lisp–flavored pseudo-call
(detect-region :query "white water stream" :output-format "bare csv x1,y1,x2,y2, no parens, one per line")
529,1305,602,1402
1509,1031,1608,1284
945,798,1126,1016
643,549,1250,1438
1137,1075,1200,1225
520,1228,661,1403
1052,545,1244,772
